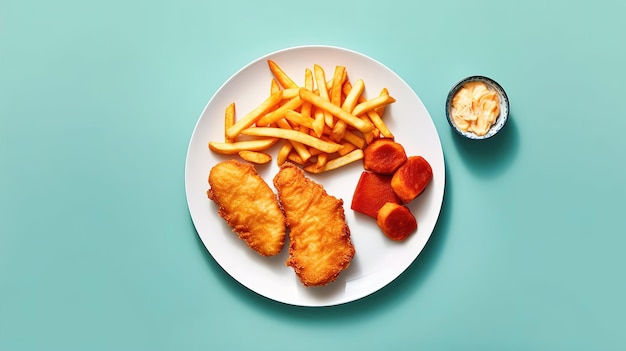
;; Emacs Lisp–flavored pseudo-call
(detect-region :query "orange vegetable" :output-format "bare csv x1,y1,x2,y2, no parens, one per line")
391,156,433,203
363,138,407,175
376,202,417,241
351,172,401,219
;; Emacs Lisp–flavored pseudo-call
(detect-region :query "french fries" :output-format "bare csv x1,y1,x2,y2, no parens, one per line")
304,149,365,174
208,61,397,173
299,89,373,134
256,96,303,126
225,91,282,141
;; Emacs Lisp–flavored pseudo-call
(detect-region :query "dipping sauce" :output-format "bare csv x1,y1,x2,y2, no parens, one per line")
450,81,500,137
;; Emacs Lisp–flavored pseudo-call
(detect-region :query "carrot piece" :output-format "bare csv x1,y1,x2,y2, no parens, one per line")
376,202,417,241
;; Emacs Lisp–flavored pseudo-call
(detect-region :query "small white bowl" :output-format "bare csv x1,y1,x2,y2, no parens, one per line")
445,75,509,140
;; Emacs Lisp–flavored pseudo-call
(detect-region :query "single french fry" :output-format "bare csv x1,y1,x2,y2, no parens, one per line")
313,64,334,128
337,141,358,156
331,66,346,106
225,91,282,140
367,110,394,139
275,119,312,162
256,96,303,126
375,88,389,115
316,152,328,169
304,68,314,90
268,60,298,89
312,106,325,137
208,138,278,154
238,150,272,164
289,140,312,163
240,127,344,153
224,102,235,142
299,89,373,134
285,110,314,129
270,79,281,94
300,100,312,120
324,113,335,128
276,141,293,166
304,149,364,173
274,117,290,129
287,152,305,165
330,121,347,142
300,68,314,128
281,88,300,99
352,94,396,117
363,130,376,145
329,66,346,130
342,130,366,149
314,64,330,100
342,79,364,112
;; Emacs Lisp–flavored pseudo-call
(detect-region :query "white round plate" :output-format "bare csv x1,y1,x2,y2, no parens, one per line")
185,45,445,307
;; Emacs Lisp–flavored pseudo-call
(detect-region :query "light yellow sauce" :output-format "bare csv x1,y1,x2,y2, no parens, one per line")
451,81,500,136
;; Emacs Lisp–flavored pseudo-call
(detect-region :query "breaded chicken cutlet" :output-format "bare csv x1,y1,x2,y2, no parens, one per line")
273,162,355,286
207,160,286,256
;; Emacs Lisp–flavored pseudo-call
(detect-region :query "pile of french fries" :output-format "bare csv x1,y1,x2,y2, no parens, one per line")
208,60,396,173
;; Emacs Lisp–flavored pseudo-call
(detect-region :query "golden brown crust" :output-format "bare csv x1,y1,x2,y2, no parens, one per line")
273,162,355,286
207,160,286,256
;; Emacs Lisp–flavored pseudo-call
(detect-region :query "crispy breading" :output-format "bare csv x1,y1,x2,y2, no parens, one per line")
207,160,286,256
273,163,355,286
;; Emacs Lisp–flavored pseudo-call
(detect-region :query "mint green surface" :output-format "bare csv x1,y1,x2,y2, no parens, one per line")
2,0,625,349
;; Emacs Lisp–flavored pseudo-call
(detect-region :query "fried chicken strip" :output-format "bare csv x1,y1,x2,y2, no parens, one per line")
208,160,286,256
273,162,355,286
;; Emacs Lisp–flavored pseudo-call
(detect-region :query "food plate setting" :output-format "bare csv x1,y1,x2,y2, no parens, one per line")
185,45,445,307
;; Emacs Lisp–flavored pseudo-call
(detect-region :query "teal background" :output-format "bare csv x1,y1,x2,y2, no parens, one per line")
2,0,625,350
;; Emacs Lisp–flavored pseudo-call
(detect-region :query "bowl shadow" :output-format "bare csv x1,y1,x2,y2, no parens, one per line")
450,114,520,178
